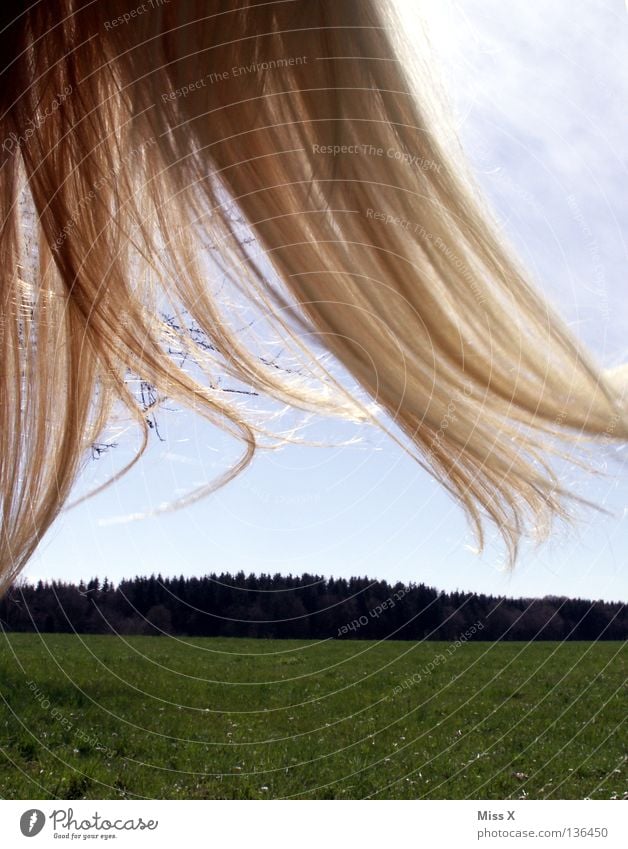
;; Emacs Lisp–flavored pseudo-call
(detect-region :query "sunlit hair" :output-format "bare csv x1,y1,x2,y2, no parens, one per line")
0,0,626,590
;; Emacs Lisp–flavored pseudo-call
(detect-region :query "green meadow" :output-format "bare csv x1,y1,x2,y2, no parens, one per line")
0,634,625,800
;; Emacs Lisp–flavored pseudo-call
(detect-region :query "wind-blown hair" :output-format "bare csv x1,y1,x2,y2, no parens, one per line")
0,0,626,590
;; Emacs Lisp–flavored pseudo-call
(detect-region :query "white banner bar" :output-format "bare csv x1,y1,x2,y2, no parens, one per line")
0,799,626,848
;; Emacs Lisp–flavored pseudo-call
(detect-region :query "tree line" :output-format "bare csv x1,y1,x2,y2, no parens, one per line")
0,573,625,641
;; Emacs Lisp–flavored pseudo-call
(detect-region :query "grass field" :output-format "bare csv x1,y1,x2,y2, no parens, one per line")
0,634,625,800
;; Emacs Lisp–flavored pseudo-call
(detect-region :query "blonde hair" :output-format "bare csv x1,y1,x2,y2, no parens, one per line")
1,0,626,591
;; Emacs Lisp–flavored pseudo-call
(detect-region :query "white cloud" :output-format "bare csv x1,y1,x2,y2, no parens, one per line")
398,0,628,363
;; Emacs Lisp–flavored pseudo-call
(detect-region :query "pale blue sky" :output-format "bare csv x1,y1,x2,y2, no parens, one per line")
24,0,628,602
